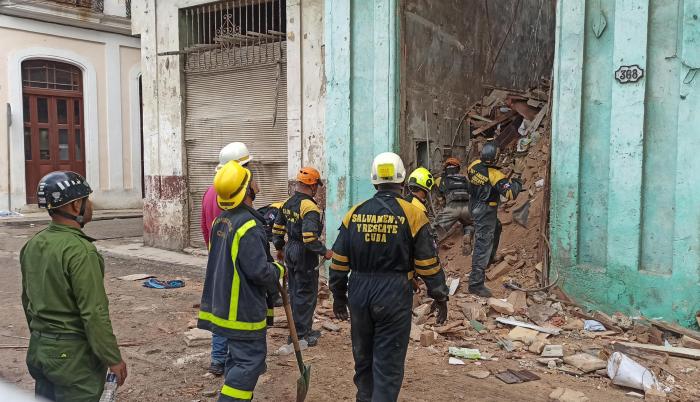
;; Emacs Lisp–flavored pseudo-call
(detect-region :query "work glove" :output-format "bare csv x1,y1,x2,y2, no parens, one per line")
430,299,448,325
333,301,349,321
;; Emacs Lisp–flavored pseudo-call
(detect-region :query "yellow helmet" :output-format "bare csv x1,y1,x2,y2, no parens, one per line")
407,167,434,192
214,160,251,210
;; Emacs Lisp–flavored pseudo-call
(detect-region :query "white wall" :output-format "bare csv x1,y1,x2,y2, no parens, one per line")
0,15,141,211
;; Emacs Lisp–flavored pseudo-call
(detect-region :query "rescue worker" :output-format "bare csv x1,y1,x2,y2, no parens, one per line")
466,141,523,297
20,171,127,401
198,160,285,401
200,142,277,375
330,152,449,402
272,167,332,346
257,201,284,243
434,157,474,255
405,166,434,214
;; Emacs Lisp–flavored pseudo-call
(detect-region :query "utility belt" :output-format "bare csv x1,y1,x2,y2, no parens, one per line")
350,270,415,281
31,331,85,341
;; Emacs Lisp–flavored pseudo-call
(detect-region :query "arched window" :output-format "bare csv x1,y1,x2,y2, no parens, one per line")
21,60,85,204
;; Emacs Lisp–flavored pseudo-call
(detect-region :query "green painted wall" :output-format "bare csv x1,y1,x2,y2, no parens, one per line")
324,0,399,245
551,0,700,327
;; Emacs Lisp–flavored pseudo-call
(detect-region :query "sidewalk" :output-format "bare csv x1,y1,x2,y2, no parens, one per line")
96,239,207,269
0,209,143,226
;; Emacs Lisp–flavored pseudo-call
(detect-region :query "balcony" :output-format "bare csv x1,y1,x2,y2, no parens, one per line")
0,0,133,34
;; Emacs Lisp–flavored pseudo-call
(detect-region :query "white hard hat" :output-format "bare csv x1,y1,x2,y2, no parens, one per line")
371,152,406,185
217,142,252,170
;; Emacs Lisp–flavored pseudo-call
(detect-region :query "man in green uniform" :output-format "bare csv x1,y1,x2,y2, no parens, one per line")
20,171,127,402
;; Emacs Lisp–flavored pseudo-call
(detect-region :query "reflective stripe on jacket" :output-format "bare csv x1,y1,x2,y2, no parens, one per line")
198,205,283,339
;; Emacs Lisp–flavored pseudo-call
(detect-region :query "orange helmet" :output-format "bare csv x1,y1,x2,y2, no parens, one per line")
444,157,461,168
297,167,323,186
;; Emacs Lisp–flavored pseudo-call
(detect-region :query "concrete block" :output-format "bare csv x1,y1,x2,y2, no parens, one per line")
507,326,539,344
541,344,564,358
487,298,515,315
486,261,512,281
563,353,607,373
184,328,212,347
420,331,435,347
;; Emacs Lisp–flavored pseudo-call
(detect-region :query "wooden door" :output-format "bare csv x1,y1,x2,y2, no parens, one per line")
22,61,85,204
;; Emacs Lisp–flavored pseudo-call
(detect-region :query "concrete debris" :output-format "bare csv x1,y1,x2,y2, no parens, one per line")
183,328,212,347
535,178,545,188
466,370,491,379
496,317,562,335
611,312,634,331
410,323,422,342
538,357,562,365
541,344,564,358
507,327,539,344
202,389,218,397
680,335,700,350
506,291,528,314
528,340,548,354
460,302,486,321
644,389,668,402
275,340,308,356
563,353,607,373
448,357,465,365
322,322,340,332
548,388,589,402
562,319,584,331
486,261,513,281
420,331,435,347
487,298,514,315
527,303,558,326
413,303,431,322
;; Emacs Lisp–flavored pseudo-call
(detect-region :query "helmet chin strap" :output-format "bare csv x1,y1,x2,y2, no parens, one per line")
49,198,87,228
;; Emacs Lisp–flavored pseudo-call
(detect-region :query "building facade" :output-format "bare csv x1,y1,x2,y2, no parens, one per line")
550,0,700,327
131,0,325,250
0,0,143,211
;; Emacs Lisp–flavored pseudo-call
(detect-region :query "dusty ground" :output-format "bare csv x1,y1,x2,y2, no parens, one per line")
3,218,698,401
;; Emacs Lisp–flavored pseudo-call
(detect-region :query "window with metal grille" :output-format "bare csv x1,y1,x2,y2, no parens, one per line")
22,60,82,92
177,0,286,72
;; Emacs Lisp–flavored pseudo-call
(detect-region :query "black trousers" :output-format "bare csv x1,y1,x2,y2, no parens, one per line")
348,272,413,402
469,202,502,287
219,336,267,401
284,241,320,339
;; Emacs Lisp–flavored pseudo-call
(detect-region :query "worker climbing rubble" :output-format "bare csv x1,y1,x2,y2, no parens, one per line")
330,152,449,402
272,167,332,347
467,140,523,297
197,160,285,401
20,171,128,401
435,157,474,255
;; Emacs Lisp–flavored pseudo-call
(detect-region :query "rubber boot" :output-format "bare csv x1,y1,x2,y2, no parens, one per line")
468,285,493,298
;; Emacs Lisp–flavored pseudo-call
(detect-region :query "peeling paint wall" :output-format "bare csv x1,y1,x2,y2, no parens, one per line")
399,0,555,171
132,0,324,250
287,0,326,205
551,0,700,327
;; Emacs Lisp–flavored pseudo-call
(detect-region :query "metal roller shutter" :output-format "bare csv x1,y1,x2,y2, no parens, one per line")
184,47,288,248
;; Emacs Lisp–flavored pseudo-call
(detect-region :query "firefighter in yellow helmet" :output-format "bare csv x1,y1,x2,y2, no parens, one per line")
198,161,285,401
406,167,435,214
330,152,448,402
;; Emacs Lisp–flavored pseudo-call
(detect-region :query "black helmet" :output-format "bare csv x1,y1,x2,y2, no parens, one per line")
37,171,92,226
481,141,499,164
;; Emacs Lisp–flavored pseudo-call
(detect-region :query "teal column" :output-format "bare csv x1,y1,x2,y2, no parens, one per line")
325,0,400,246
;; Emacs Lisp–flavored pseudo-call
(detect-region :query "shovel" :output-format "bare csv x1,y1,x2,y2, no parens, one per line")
276,280,311,402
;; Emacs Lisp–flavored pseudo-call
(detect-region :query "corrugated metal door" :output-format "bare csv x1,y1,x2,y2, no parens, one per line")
550,0,700,327
185,60,288,247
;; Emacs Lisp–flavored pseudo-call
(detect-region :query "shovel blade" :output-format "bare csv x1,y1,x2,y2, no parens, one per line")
295,365,311,402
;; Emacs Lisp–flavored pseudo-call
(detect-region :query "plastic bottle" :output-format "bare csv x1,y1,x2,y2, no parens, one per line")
99,373,118,402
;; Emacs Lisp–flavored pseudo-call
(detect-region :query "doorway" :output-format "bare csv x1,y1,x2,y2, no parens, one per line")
21,60,85,204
